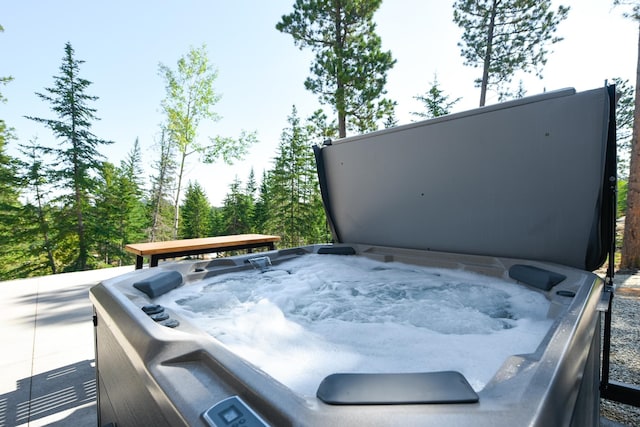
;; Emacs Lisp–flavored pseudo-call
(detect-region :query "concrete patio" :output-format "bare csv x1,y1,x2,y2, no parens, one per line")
0,266,133,427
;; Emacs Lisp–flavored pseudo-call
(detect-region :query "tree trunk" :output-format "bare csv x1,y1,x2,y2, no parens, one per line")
480,0,498,107
335,0,347,138
621,19,640,270
173,149,187,239
35,189,56,274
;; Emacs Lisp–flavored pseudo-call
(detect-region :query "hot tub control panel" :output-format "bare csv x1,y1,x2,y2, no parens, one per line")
202,396,269,427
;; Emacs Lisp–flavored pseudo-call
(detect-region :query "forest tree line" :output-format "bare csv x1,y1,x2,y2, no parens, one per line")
1,0,639,280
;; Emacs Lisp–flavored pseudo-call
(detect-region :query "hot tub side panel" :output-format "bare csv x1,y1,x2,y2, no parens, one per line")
525,276,603,427
92,284,185,426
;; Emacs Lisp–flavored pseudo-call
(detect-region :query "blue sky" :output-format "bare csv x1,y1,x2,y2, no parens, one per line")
1,0,637,205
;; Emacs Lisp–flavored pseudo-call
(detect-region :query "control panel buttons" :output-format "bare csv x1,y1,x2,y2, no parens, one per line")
141,304,179,328
202,396,269,427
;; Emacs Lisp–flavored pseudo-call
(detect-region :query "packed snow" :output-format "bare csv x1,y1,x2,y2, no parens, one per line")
157,254,553,396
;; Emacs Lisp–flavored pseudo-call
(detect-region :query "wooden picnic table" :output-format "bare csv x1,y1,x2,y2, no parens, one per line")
125,234,281,269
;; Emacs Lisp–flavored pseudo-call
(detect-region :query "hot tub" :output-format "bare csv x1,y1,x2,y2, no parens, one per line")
91,85,616,427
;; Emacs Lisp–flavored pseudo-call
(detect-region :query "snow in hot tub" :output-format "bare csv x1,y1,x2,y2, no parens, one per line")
156,254,554,397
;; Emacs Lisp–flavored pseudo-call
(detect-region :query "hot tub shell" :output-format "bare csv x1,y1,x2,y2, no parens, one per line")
91,85,616,426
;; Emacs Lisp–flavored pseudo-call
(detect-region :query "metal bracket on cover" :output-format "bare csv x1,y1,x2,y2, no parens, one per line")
597,279,614,312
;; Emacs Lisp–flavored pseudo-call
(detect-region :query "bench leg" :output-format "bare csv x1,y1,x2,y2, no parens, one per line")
135,256,144,270
150,255,160,268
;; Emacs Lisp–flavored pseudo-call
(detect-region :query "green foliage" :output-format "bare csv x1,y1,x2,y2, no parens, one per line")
25,42,112,270
612,77,635,179
453,0,569,106
252,170,273,234
618,179,628,218
209,206,225,236
412,75,461,120
12,138,58,277
159,45,255,237
306,109,338,142
0,24,14,107
93,162,123,266
0,23,22,279
117,139,148,246
266,106,329,247
221,177,254,235
93,141,147,267
0,132,23,280
277,0,396,137
179,181,212,238
148,128,177,242
205,130,257,164
159,45,220,237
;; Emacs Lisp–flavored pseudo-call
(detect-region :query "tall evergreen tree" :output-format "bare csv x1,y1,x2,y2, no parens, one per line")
616,0,640,269
269,106,327,247
613,77,635,179
93,141,147,266
453,0,569,106
179,181,212,239
0,24,14,149
116,138,147,247
0,23,22,279
412,75,461,120
0,131,22,280
209,206,225,236
159,45,255,237
15,139,58,276
221,177,254,235
246,168,257,200
277,0,396,137
25,42,112,270
252,170,273,234
148,128,176,242
93,162,122,266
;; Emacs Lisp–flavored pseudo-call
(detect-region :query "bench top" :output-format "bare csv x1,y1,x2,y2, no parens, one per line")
124,234,281,256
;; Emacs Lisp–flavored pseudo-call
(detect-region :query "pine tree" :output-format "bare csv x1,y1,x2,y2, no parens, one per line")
252,170,273,234
0,24,14,150
25,42,112,270
277,0,396,137
612,77,635,179
116,139,147,248
179,181,212,239
221,177,253,235
148,128,176,242
0,23,23,279
412,75,461,120
246,168,257,200
0,128,22,279
93,141,147,266
269,106,326,247
453,0,569,106
14,138,58,276
93,162,122,266
616,0,640,269
209,206,225,236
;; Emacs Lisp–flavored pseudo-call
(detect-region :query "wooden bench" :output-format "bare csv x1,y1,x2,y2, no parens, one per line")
125,234,281,269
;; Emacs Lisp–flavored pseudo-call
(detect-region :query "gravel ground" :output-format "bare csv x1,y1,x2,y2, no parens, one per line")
599,272,640,426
